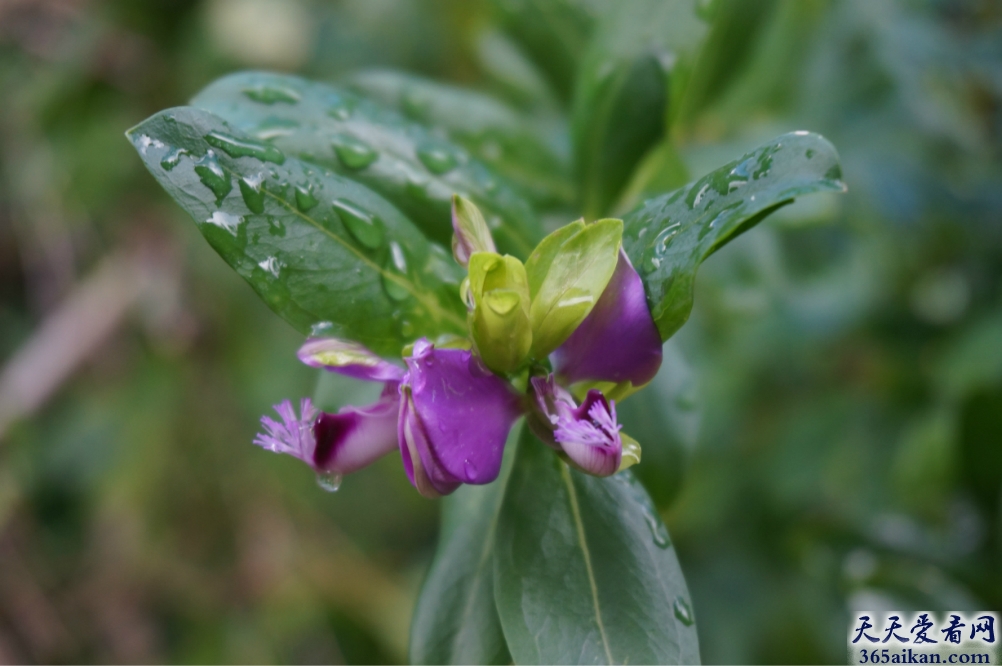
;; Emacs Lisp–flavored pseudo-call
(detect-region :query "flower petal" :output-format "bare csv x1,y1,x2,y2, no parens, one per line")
298,337,405,383
253,398,318,464
552,250,662,386
554,390,622,477
403,338,522,488
398,386,461,498
313,390,401,475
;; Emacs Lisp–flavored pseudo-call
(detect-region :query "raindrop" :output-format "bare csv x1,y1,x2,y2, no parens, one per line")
382,242,410,301
673,597,694,626
239,175,265,214
332,199,385,249
258,256,283,277
463,458,478,481
332,134,378,170
137,134,165,154
295,186,319,211
653,223,680,257
243,84,301,105
311,321,333,336
205,131,284,164
254,116,300,140
643,507,672,548
205,211,243,236
160,147,188,171
328,97,356,120
194,152,231,204
267,217,286,237
416,141,458,174
316,470,343,492
402,88,431,119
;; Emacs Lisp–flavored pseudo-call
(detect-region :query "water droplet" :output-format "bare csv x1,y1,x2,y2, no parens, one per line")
267,216,286,237
673,597,694,626
295,185,319,211
205,131,285,164
257,256,283,277
254,115,300,140
316,470,342,492
311,321,333,336
160,147,188,171
463,458,478,481
675,383,698,411
382,242,410,301
416,141,458,174
686,182,710,209
643,507,672,548
652,223,680,257
332,199,385,249
137,134,165,154
239,175,265,214
328,97,356,120
805,148,815,159
205,210,243,236
332,134,378,170
194,152,231,204
243,84,300,105
402,88,431,119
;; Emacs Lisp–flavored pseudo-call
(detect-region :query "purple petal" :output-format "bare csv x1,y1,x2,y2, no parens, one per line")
312,390,401,475
298,337,405,383
253,398,318,464
554,390,622,477
552,250,662,386
398,387,461,497
401,338,522,492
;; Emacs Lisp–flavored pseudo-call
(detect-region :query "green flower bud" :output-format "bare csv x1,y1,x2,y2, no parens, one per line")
467,251,532,373
451,194,496,267
525,218,623,358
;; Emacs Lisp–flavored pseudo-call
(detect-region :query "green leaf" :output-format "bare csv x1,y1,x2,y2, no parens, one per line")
494,429,700,665
127,106,466,356
190,71,541,258
347,69,574,206
528,218,622,357
572,2,707,218
488,0,604,102
524,218,585,297
620,340,700,509
409,426,521,665
624,131,846,341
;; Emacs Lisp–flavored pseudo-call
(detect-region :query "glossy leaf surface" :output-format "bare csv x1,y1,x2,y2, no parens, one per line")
494,429,700,664
572,2,707,218
127,107,466,356
624,131,845,341
190,71,541,257
347,70,574,206
408,427,520,665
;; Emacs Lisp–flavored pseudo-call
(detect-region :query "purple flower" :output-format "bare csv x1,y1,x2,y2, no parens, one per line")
255,337,522,497
552,250,662,387
528,375,623,477
399,339,523,497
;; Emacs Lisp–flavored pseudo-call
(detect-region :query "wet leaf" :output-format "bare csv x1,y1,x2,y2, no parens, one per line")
127,106,466,356
494,428,700,664
348,69,574,206
624,131,846,341
190,72,542,258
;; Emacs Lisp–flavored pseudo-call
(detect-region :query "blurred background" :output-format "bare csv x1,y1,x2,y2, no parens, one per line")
1,0,1001,663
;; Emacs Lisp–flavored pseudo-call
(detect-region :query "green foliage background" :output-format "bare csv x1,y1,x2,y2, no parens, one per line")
0,0,1000,663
